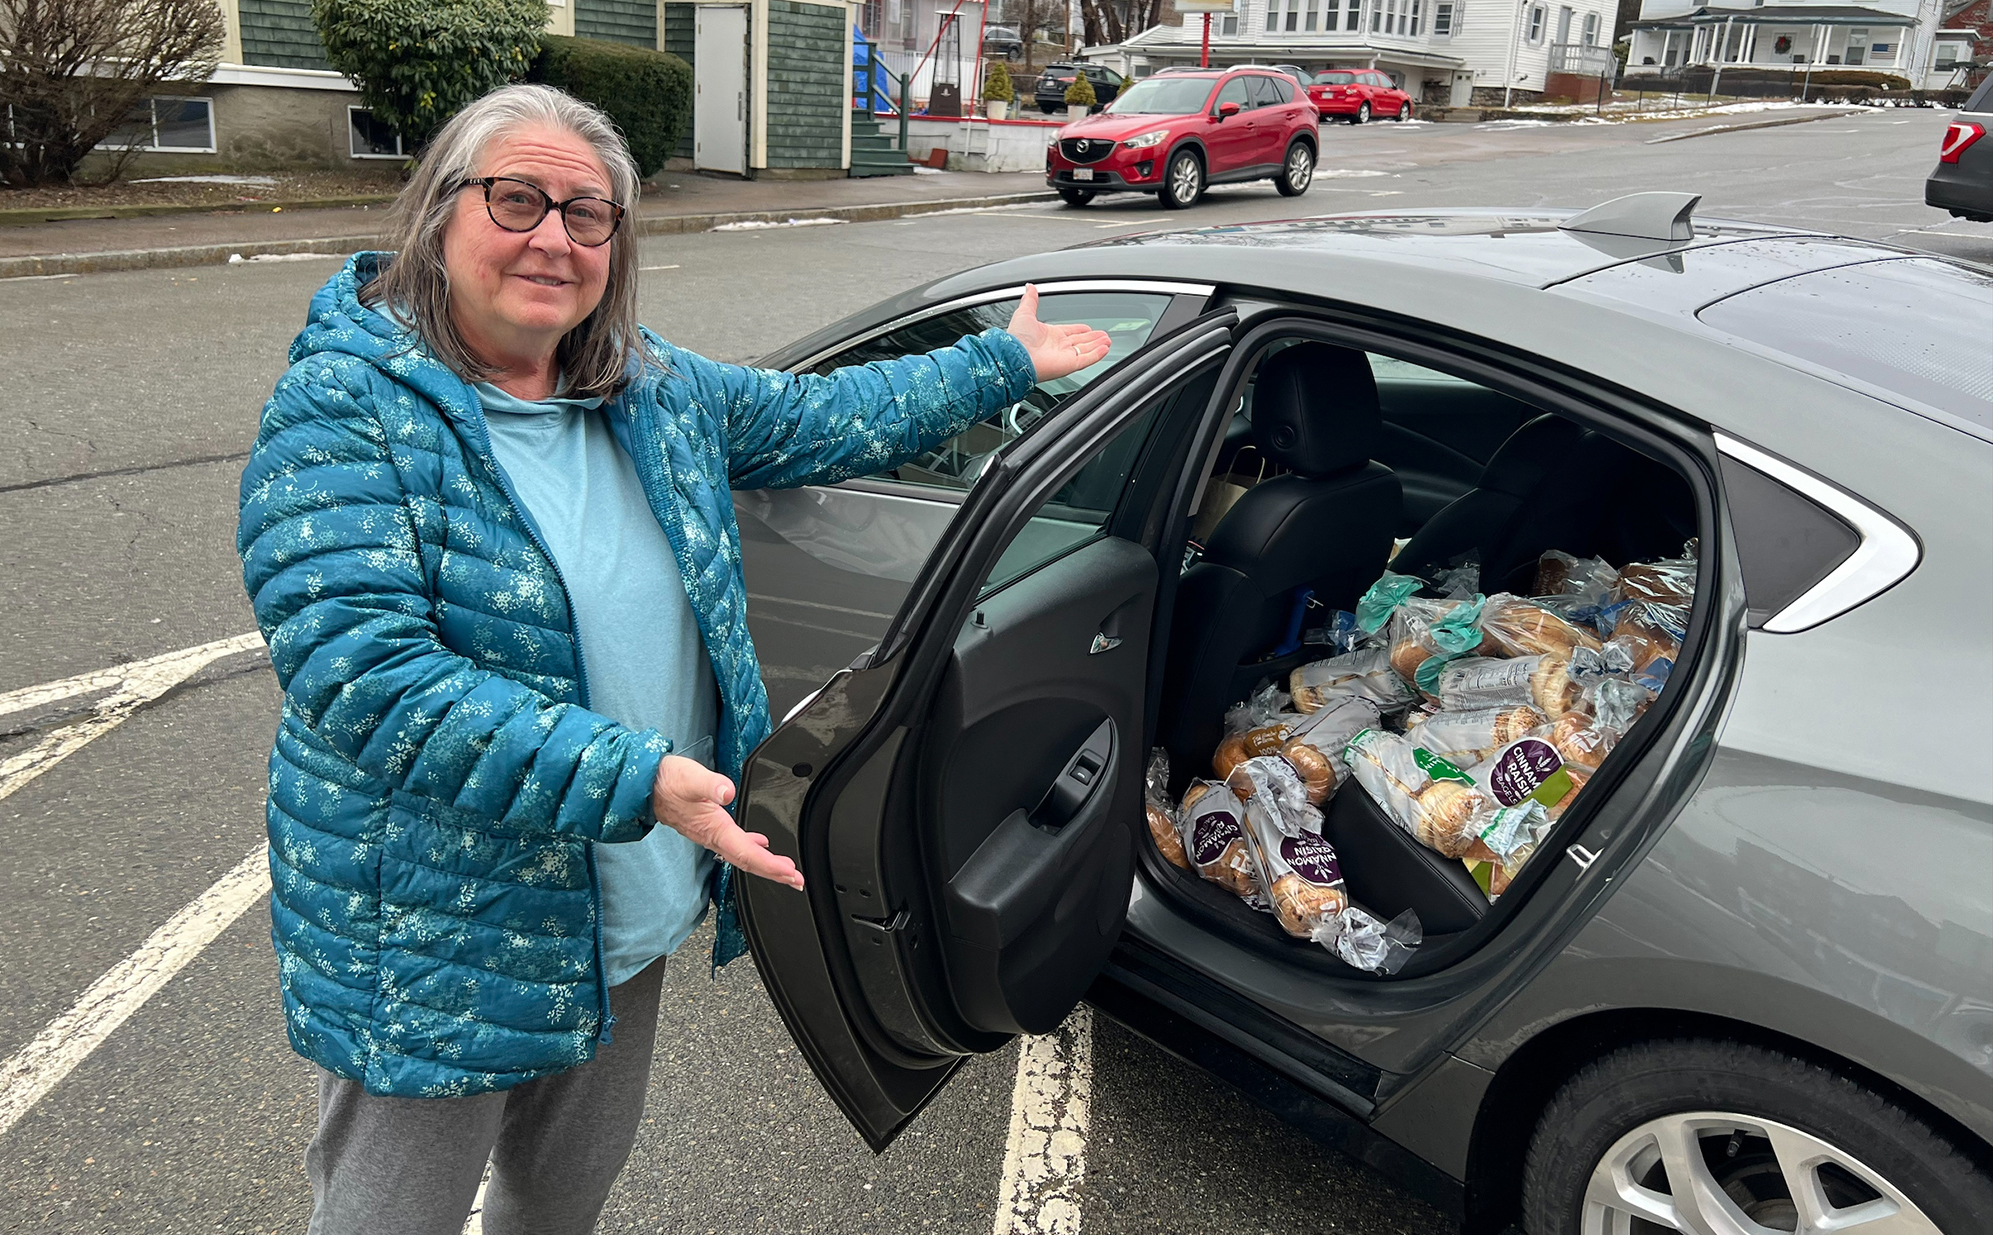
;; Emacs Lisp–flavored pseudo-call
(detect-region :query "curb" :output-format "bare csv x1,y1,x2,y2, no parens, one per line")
0,189,1059,279
0,194,398,227
1643,110,1852,144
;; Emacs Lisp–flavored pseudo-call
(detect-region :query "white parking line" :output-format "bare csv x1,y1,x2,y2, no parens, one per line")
992,1006,1094,1235
0,843,270,1137
0,631,266,804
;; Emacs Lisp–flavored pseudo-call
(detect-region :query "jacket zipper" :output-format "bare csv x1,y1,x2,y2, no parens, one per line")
459,386,618,1046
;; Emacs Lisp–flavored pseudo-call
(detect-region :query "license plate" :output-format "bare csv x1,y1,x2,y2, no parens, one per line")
1072,168,1094,181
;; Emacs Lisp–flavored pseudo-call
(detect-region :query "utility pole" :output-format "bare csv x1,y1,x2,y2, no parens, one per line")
1202,10,1212,65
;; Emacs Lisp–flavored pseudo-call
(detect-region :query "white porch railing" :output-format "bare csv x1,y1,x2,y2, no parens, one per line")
1548,42,1616,76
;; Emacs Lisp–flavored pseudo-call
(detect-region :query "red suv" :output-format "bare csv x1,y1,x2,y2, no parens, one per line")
1309,69,1414,123
1045,69,1319,210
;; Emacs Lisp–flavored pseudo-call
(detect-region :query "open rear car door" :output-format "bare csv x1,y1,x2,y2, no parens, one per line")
735,314,1236,1150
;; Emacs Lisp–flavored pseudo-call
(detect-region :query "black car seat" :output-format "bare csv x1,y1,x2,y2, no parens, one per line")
1394,413,1696,595
1160,343,1401,772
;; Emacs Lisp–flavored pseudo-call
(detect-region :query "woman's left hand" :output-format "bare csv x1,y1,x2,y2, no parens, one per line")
1008,284,1114,382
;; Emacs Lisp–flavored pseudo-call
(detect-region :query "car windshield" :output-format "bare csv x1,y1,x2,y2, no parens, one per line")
1106,76,1217,114
1315,71,1356,83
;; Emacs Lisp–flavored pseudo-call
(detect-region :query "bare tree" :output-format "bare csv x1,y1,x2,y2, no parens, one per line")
1082,0,1166,47
0,0,225,186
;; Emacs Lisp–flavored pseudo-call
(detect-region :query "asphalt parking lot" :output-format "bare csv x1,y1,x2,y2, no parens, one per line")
1,105,1986,1233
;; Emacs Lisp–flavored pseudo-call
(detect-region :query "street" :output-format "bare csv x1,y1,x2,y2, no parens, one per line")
1,106,1985,1233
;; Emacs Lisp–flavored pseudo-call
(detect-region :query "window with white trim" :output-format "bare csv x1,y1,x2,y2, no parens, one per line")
349,107,406,159
1346,0,1363,30
1433,0,1454,34
1581,11,1598,43
1305,0,1319,32
1527,5,1545,42
1844,27,1867,65
1222,12,1239,33
99,97,215,153
1410,0,1422,36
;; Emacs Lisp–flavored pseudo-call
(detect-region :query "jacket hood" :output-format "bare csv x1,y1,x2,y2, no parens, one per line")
293,252,485,426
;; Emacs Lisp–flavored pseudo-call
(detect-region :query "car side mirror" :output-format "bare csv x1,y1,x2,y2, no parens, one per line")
1217,101,1241,119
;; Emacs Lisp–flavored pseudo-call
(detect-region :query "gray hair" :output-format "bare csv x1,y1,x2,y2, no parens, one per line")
361,83,645,400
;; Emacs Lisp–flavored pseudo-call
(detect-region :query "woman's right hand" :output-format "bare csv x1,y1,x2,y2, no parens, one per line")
651,755,804,890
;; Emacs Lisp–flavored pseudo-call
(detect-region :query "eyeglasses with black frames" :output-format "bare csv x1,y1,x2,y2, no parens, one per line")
459,176,625,247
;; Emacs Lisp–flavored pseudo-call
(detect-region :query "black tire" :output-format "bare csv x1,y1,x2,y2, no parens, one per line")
1274,140,1314,196
1353,101,1370,124
1158,149,1203,209
1397,101,1413,120
1523,1039,1993,1235
1057,188,1096,207
1040,101,1058,114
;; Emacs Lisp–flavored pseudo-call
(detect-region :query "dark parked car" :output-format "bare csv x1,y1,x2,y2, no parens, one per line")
1310,68,1415,122
729,193,1993,1234
1926,75,1992,222
1033,61,1124,113
982,25,1023,60
1045,69,1320,208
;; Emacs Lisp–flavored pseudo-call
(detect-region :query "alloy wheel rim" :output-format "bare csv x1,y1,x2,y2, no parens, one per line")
1288,146,1313,190
1172,157,1198,202
1358,103,1369,121
1582,1112,1941,1235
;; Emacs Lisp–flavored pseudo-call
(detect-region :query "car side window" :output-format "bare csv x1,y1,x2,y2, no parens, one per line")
1245,76,1279,108
808,291,1179,494
980,403,1162,595
1269,76,1295,103
1216,78,1251,110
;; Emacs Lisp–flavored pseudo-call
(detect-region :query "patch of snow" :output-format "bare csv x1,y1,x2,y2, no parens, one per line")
708,217,849,231
132,174,279,186
1317,168,1395,178
226,251,346,263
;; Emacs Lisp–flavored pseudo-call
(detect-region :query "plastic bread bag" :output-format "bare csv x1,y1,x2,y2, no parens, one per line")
1388,596,1505,693
1404,704,1548,765
1477,593,1604,660
1224,754,1323,838
1179,781,1266,905
1342,728,1491,859
1533,550,1619,612
1354,570,1427,636
1604,600,1685,692
1145,748,1190,870
1289,648,1418,713
1213,712,1308,780
1237,781,1348,938
1278,694,1381,803
1302,608,1372,656
1433,654,1582,718
1612,548,1696,608
1311,903,1422,974
1221,677,1292,737
1431,558,1481,600
1460,801,1551,898
1547,767,1592,821
1465,731,1576,814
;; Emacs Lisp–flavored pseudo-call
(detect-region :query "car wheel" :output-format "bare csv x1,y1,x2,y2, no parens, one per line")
1058,188,1096,207
1354,101,1370,124
1523,1039,1993,1235
1397,101,1413,120
1040,102,1058,114
1275,141,1314,196
1158,150,1203,209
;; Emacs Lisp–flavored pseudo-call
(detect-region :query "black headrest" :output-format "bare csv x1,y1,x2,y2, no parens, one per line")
1250,342,1383,478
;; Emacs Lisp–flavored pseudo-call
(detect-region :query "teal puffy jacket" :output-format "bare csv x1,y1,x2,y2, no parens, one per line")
239,254,1034,1097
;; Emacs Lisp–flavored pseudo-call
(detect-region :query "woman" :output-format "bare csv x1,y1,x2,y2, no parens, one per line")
237,83,1109,1234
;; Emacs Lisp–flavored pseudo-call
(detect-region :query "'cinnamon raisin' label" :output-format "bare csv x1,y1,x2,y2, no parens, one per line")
1483,737,1571,807
1189,808,1245,866
1281,831,1344,888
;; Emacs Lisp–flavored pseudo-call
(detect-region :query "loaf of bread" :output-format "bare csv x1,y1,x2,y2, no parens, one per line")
1180,781,1262,899
1213,716,1302,779
1529,653,1581,718
1614,559,1694,606
1146,803,1190,869
1412,781,1484,859
1276,695,1379,804
1482,595,1603,659
1411,705,1549,764
1550,713,1614,770
1290,648,1415,713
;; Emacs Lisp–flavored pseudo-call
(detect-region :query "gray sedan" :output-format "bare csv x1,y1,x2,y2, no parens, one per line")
728,195,1993,1234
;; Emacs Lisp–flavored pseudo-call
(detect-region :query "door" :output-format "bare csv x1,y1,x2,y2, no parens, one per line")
735,314,1236,1149
1203,77,1255,177
1243,76,1290,168
695,6,748,174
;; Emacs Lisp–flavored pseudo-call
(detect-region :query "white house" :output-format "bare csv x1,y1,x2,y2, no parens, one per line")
1091,0,1617,104
1625,0,1964,90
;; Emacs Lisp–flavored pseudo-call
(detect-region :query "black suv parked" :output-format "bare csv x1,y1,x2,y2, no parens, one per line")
1033,61,1125,113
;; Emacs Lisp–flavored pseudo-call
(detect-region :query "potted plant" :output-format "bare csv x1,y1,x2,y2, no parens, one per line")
984,60,1013,120
1064,72,1096,122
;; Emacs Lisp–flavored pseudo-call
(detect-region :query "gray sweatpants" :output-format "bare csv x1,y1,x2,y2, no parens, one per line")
304,956,666,1235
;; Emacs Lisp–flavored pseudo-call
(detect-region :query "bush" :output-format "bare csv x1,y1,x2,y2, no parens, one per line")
0,0,224,186
312,0,546,150
1064,73,1097,109
530,35,692,178
984,59,1014,103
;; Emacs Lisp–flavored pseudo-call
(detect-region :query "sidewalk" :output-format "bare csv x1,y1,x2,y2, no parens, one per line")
0,169,1055,277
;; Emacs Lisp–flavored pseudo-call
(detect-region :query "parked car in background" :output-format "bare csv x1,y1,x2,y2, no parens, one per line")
1045,68,1319,208
1158,63,1312,86
1309,69,1414,122
732,193,1993,1235
1033,62,1125,113
982,25,1024,60
1925,75,1992,222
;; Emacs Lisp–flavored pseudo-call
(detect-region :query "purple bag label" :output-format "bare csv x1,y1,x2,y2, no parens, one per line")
1486,738,1568,806
1190,810,1244,865
1282,831,1344,887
